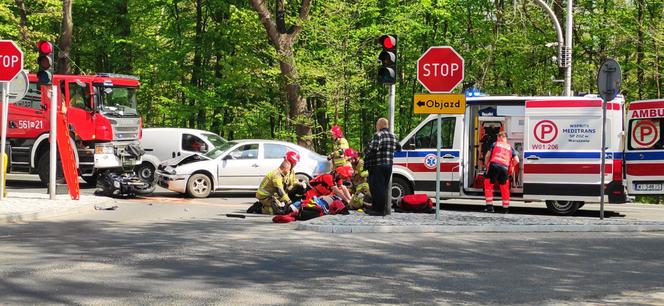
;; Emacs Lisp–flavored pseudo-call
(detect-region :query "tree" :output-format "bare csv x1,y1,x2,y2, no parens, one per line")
249,0,313,147
56,0,73,74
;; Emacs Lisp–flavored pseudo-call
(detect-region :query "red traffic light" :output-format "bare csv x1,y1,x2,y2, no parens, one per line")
379,35,396,49
37,41,53,54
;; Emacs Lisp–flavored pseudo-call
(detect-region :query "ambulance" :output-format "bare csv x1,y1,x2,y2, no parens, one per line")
391,95,632,215
624,99,664,196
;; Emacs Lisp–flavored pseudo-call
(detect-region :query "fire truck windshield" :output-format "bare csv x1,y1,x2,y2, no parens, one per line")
97,86,139,117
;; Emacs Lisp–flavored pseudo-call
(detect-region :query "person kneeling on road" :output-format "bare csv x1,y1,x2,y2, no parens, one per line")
256,161,297,215
483,131,519,214
305,166,354,204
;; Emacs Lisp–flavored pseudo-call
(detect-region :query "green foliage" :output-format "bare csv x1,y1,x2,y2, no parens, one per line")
0,0,662,156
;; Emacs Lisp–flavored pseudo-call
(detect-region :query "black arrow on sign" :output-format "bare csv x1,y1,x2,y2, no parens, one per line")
416,100,425,107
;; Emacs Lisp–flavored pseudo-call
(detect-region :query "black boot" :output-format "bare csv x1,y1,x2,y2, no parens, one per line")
483,205,494,213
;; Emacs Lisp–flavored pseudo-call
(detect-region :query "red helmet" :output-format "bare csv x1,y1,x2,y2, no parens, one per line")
330,125,343,138
344,148,359,159
335,166,354,179
285,151,300,166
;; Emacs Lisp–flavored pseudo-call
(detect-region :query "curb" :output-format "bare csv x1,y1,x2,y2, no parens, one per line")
0,197,114,224
296,223,664,233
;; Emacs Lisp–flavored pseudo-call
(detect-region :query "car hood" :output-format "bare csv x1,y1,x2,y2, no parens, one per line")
161,153,210,167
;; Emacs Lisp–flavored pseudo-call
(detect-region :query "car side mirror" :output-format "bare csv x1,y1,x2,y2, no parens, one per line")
404,142,415,150
222,154,232,160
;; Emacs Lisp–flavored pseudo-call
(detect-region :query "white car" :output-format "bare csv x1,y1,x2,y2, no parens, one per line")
155,139,330,198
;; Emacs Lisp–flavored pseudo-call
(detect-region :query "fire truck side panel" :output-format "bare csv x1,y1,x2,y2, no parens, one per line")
625,99,664,195
395,114,463,197
522,99,620,202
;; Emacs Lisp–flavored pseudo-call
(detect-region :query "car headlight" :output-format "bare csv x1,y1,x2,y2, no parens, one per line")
95,144,115,154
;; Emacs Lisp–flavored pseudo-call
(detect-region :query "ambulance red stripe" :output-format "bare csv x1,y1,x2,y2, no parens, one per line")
628,101,664,110
524,164,612,174
526,100,620,110
626,163,664,176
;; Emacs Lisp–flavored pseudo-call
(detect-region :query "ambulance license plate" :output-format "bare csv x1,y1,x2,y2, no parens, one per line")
635,183,663,192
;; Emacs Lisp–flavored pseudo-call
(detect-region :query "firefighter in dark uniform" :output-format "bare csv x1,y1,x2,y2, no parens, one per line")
483,131,519,214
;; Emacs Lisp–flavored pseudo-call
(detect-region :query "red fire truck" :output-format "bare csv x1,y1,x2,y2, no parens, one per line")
7,73,143,186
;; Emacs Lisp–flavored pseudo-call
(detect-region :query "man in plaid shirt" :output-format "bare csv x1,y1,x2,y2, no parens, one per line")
364,118,399,216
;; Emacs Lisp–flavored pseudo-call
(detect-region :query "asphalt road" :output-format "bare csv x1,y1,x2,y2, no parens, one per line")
2,174,664,305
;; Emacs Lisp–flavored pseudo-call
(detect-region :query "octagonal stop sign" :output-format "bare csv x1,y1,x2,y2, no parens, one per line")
417,46,464,93
0,40,23,82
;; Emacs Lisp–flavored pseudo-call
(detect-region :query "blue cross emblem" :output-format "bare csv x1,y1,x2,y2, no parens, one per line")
424,154,438,169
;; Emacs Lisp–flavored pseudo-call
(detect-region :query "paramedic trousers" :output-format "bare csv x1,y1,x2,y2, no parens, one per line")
484,163,510,207
368,164,392,214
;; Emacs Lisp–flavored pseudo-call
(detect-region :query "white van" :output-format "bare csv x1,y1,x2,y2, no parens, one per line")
392,95,628,215
136,128,227,182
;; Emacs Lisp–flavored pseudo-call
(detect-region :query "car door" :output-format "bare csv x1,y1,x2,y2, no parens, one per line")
260,143,292,174
522,98,609,202
217,143,261,189
400,115,462,196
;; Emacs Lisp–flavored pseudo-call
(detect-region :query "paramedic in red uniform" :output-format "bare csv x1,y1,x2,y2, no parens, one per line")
483,131,519,214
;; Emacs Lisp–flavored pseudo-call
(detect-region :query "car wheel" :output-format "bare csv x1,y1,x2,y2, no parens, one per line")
82,174,98,187
187,174,212,198
38,152,65,186
545,200,581,215
391,176,412,202
136,163,156,183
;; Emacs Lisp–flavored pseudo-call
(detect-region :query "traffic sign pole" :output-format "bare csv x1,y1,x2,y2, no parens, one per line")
597,59,622,220
386,83,395,215
0,82,8,200
435,115,441,221
49,85,57,200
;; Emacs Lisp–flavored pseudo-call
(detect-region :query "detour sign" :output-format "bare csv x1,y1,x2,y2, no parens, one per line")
413,94,466,114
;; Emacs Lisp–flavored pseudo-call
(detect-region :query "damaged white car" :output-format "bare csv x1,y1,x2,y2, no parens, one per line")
155,139,330,198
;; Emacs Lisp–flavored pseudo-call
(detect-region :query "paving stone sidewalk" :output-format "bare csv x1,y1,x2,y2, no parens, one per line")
297,210,664,233
0,192,113,224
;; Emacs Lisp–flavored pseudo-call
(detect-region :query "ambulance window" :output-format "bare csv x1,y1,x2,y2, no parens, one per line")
628,119,664,150
411,118,455,149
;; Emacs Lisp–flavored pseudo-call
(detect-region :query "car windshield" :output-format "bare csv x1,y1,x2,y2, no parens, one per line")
97,86,139,117
202,133,228,148
205,141,236,159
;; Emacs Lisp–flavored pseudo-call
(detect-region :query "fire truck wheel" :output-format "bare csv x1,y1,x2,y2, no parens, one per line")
391,177,412,202
187,173,212,198
38,153,65,186
545,200,581,215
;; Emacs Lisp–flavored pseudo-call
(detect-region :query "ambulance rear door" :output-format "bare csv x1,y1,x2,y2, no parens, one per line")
523,98,610,202
625,99,664,195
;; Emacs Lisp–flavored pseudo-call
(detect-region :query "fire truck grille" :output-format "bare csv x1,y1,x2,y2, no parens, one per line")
110,118,141,141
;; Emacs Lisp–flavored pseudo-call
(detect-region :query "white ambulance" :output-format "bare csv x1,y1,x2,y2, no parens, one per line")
391,95,631,215
624,99,664,196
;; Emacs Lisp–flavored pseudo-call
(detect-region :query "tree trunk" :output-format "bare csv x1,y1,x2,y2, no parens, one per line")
190,0,204,128
116,0,132,73
250,0,313,148
56,0,73,74
14,0,29,43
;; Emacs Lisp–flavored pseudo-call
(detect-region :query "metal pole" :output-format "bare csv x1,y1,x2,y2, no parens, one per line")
599,100,607,220
0,82,9,200
533,0,565,72
435,115,442,221
386,84,396,215
564,0,574,96
49,85,57,200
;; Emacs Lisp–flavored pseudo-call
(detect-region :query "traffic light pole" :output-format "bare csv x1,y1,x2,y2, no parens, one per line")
49,85,57,200
386,83,395,215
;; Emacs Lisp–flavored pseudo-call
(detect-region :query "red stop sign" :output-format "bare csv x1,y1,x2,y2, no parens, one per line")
0,40,24,82
417,46,464,93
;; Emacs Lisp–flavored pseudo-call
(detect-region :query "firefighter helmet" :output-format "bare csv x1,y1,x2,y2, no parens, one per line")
285,151,300,166
344,148,359,159
330,125,343,138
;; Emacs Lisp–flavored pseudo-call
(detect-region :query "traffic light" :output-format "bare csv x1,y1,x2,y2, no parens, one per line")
378,35,397,84
36,40,53,85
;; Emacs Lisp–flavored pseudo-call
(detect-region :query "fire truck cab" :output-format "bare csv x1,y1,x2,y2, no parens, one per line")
392,96,628,215
7,73,143,185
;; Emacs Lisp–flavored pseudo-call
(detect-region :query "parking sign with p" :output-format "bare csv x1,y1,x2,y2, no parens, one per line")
631,120,660,149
